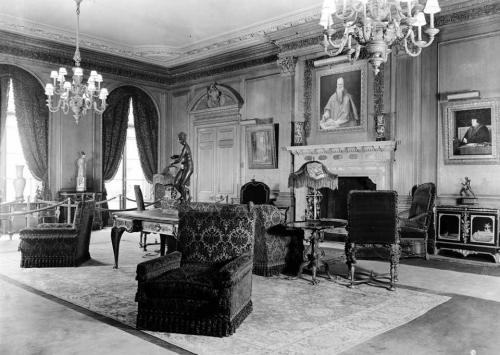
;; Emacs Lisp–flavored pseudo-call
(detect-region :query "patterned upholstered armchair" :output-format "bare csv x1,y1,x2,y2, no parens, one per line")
399,182,436,260
19,200,95,268
135,205,256,337
252,204,304,276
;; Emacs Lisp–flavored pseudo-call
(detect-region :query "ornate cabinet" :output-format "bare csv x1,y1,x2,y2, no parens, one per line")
435,205,500,263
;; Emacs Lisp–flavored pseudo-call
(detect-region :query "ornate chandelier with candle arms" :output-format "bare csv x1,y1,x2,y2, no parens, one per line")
319,0,441,75
45,0,108,124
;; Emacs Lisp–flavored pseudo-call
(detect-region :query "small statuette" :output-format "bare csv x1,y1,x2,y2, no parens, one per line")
457,176,477,205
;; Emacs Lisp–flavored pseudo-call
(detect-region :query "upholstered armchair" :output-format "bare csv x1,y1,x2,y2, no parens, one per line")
19,200,95,268
345,190,400,291
399,182,436,260
135,205,256,337
252,204,304,276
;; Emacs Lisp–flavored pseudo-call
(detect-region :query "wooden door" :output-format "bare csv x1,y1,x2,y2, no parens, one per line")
194,124,239,202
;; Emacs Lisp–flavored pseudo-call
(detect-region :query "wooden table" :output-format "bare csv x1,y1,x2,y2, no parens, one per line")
111,209,178,268
287,218,347,285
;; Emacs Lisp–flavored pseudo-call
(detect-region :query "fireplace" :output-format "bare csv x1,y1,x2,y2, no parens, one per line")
286,141,396,221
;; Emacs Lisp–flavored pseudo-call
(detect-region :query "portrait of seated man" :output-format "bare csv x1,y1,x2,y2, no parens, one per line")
454,113,492,155
320,76,360,130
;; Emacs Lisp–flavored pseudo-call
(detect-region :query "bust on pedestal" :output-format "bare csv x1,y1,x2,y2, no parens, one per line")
76,151,87,192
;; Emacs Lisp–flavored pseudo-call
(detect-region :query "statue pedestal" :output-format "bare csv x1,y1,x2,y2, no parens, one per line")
457,197,477,205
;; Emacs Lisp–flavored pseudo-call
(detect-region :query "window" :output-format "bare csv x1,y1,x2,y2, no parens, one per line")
1,79,40,202
105,99,152,209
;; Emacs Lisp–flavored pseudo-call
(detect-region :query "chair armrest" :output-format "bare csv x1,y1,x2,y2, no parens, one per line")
136,251,182,282
217,252,253,286
400,212,428,229
397,209,409,219
19,228,78,239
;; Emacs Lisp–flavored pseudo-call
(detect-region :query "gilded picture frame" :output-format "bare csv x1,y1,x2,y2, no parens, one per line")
315,61,367,133
441,97,500,164
246,124,277,169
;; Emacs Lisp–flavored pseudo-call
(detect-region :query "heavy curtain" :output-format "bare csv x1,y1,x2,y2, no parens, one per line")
131,88,158,183
101,87,130,182
0,75,9,157
0,65,49,195
102,85,158,184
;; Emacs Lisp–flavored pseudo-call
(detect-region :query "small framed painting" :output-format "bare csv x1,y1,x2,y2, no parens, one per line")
246,124,277,169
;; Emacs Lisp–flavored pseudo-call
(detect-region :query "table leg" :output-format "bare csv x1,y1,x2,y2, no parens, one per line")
160,234,166,255
111,226,126,269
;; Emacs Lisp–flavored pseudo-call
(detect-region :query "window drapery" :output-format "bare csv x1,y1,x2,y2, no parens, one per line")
131,89,158,183
102,87,130,182
102,86,158,183
0,65,49,197
0,75,9,157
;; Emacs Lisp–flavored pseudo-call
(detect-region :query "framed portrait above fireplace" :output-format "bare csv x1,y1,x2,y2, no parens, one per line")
315,61,367,133
441,97,500,164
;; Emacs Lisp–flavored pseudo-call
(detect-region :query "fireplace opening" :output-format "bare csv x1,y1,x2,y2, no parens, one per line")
319,176,376,220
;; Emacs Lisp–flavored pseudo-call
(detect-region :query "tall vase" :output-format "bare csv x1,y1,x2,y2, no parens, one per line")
13,165,26,201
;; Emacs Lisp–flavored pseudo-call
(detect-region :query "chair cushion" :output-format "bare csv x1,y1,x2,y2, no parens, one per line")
136,263,222,313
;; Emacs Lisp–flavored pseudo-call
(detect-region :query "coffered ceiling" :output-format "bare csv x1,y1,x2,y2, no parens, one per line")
0,0,492,70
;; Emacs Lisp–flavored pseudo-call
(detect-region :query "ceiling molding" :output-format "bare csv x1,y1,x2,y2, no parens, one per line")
1,1,499,88
436,1,500,27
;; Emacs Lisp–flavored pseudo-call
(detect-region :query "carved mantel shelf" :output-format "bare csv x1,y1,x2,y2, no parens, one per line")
286,141,396,156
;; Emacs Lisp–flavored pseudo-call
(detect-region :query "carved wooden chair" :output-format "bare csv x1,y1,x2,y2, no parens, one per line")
240,179,271,205
134,185,160,251
345,190,400,291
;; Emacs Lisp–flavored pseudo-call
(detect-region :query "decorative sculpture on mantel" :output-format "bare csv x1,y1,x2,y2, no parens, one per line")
458,176,477,205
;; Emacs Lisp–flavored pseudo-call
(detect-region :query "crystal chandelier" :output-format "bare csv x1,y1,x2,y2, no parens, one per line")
45,0,108,124
319,0,441,75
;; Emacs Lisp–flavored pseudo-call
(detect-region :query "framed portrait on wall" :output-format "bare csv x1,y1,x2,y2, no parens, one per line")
315,61,367,133
246,124,277,169
441,97,500,164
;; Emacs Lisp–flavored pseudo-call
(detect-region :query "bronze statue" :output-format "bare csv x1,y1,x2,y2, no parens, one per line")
459,176,475,198
170,132,193,202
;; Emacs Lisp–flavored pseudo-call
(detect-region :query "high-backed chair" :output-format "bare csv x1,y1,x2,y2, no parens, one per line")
19,200,95,268
134,185,159,251
345,190,400,291
135,205,256,337
240,179,270,204
399,182,436,260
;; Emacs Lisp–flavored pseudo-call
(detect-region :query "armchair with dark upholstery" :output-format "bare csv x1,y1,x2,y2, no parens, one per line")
18,200,95,268
345,190,400,291
399,182,436,260
252,204,304,276
135,205,256,337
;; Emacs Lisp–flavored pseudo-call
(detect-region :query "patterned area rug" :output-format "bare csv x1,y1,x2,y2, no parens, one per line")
0,233,449,355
